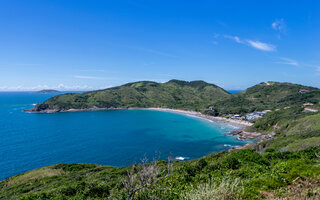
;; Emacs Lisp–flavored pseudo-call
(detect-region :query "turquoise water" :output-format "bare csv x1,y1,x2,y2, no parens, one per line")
0,92,250,180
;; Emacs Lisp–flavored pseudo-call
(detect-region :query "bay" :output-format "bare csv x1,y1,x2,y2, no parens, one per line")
0,92,250,180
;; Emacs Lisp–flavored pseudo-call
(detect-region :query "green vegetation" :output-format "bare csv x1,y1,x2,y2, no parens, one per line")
29,80,320,117
247,106,320,152
214,82,320,114
5,80,320,199
29,80,230,112
2,148,320,199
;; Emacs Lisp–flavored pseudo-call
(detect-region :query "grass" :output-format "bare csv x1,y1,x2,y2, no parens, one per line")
286,137,320,151
181,178,244,200
6,167,65,187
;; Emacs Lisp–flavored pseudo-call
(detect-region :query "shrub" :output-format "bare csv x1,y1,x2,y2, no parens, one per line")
181,178,244,200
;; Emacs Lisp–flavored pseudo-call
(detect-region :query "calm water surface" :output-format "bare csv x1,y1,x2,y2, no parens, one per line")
0,92,250,180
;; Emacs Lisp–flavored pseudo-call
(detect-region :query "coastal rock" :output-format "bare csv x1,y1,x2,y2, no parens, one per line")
228,130,273,141
230,143,255,151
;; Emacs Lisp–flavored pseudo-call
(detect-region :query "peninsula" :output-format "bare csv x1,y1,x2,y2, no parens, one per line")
36,89,61,94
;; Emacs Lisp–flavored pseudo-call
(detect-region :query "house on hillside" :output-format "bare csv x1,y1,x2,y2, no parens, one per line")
208,106,214,110
299,89,310,94
302,103,314,107
304,108,318,113
262,110,272,114
228,114,244,120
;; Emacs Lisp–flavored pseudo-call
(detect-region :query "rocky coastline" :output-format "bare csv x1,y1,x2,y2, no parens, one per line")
227,130,277,150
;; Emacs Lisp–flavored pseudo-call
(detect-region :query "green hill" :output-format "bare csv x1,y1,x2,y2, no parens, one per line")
247,106,320,152
27,80,230,112
28,80,320,115
214,81,320,114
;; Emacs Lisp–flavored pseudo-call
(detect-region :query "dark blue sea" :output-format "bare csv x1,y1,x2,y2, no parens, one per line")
228,90,242,94
0,92,250,180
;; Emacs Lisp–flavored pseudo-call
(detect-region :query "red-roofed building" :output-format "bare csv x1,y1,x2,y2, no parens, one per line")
299,89,310,94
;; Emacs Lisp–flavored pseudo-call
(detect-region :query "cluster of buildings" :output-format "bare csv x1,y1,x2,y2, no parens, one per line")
228,114,245,120
245,110,272,120
226,110,272,121
207,88,317,120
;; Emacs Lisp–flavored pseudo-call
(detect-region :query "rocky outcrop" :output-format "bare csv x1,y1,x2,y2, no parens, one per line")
228,130,276,141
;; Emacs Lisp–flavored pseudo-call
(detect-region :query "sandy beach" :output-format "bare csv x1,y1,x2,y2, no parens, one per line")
143,108,254,127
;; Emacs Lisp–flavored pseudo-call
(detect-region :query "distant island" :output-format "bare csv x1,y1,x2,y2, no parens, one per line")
2,79,320,199
36,89,61,94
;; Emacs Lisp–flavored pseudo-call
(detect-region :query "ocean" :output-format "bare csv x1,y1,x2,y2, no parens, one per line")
0,92,250,180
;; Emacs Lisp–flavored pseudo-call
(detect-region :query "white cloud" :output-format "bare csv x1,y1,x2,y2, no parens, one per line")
79,69,106,72
210,41,218,45
246,40,276,52
211,33,220,45
275,57,299,66
97,85,113,90
272,19,286,33
73,75,103,79
224,35,243,43
137,48,176,58
0,84,94,91
154,73,174,77
131,78,169,83
224,35,276,52
316,66,320,76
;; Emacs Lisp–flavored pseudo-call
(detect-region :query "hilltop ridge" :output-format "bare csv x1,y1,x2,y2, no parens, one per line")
27,80,320,115
213,81,320,114
26,79,230,113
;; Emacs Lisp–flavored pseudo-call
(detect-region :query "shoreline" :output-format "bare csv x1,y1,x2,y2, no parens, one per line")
141,108,253,127
26,106,268,149
26,106,253,127
141,108,271,150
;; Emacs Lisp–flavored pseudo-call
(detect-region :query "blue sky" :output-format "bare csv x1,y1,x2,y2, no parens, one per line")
0,0,319,91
